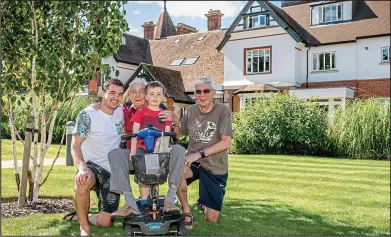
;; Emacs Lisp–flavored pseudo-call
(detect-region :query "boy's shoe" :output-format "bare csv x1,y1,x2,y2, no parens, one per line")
111,204,139,218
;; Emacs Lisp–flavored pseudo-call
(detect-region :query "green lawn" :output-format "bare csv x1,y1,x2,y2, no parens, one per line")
1,139,66,161
1,155,390,236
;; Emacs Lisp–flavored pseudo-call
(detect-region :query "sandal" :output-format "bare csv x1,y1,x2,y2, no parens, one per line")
63,211,77,221
183,212,194,230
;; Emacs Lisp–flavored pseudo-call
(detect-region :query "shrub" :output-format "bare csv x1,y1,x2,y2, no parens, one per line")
328,99,390,160
232,93,328,156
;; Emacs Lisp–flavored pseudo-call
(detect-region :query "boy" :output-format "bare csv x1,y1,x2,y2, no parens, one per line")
129,81,173,211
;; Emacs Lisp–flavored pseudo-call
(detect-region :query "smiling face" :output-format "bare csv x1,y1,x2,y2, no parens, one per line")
101,84,124,110
145,86,165,108
194,82,215,109
129,83,146,109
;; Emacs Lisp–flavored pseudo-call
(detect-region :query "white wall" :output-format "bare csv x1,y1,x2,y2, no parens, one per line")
101,57,138,84
356,36,390,80
224,27,299,88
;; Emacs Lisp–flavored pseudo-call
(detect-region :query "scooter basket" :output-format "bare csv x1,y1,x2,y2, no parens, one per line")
132,152,170,185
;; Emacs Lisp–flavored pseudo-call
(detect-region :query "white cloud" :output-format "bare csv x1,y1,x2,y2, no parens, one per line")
133,10,140,15
127,24,143,38
155,1,246,19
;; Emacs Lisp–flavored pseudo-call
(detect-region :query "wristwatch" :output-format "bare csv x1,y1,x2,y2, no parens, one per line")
199,149,206,159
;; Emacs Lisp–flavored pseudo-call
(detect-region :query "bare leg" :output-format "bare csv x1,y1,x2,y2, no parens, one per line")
204,207,221,223
74,169,96,236
177,166,194,228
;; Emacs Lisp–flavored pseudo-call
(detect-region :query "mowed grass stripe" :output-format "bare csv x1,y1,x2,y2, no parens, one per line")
229,155,390,168
228,172,390,193
229,167,390,185
229,159,390,172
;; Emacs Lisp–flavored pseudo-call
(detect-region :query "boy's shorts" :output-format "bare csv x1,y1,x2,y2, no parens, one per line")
186,163,228,212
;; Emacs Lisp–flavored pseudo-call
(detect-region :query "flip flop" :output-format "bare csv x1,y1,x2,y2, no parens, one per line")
63,211,77,221
184,212,194,230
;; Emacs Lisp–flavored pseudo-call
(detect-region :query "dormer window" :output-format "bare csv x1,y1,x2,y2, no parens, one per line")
122,36,126,45
170,58,184,66
312,3,343,26
247,15,266,28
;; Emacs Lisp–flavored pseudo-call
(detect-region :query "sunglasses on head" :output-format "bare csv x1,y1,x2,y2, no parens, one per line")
195,89,212,95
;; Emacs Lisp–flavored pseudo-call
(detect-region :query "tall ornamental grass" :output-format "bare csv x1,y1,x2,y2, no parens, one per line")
328,99,390,160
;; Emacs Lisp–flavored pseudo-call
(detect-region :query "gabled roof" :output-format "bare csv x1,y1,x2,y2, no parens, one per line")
125,63,194,104
217,0,307,51
234,84,281,95
114,34,153,65
150,30,226,92
283,1,390,45
154,10,177,39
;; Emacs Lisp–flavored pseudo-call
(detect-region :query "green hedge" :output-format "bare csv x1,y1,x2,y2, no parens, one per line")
232,93,328,156
1,95,90,144
232,93,390,160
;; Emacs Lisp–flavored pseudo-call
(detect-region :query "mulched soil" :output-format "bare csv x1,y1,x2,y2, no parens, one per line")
2,198,74,219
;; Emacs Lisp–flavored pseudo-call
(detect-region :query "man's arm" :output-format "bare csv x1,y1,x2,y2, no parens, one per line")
71,134,87,170
185,135,232,166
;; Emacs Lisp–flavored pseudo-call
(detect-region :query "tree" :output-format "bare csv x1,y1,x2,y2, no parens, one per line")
1,1,129,203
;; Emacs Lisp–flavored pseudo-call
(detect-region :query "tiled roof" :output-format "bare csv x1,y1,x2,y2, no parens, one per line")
154,11,177,39
114,34,152,65
149,30,226,92
141,63,194,104
282,1,390,45
234,84,281,94
281,1,315,8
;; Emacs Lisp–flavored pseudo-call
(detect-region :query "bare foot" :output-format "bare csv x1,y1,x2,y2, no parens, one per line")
80,227,90,236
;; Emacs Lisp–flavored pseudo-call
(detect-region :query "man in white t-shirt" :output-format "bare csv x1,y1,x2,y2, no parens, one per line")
70,79,128,236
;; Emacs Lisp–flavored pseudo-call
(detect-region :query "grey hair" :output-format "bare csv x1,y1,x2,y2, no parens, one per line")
194,77,215,90
129,77,148,89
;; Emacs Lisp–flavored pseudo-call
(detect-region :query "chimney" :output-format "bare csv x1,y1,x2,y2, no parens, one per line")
176,23,198,35
205,9,223,31
142,21,156,39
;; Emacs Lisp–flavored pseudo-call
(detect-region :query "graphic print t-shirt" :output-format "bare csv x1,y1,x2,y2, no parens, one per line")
73,107,124,173
131,107,172,151
180,103,233,175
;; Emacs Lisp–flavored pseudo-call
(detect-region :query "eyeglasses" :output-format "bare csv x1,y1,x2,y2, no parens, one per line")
195,89,212,95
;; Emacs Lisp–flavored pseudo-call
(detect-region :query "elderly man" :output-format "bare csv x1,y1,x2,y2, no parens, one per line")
70,79,125,236
108,78,186,217
175,77,233,229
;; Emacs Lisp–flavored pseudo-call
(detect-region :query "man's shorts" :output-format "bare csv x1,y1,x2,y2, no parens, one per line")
85,161,120,213
186,163,228,212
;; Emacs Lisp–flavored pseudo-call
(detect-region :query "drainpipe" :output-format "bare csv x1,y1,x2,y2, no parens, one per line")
306,45,311,88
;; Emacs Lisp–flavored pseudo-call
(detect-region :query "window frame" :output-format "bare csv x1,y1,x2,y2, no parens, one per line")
381,46,390,62
247,14,267,29
183,56,199,65
320,3,343,23
312,51,337,71
122,36,126,45
243,46,272,75
170,58,185,66
174,38,182,44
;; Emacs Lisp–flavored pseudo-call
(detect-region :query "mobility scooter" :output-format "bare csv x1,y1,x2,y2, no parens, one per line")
119,125,187,236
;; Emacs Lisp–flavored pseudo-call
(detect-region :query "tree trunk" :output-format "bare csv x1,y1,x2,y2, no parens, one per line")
8,100,20,190
18,117,34,208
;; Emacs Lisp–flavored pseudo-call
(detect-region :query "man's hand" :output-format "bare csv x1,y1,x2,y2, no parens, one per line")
75,164,91,187
89,102,100,111
158,110,180,123
185,152,201,167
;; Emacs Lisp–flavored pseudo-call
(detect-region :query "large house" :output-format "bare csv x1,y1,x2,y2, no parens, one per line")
88,0,390,114
218,0,390,112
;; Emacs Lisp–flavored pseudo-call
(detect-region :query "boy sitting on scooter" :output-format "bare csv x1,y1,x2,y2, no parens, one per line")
128,81,173,211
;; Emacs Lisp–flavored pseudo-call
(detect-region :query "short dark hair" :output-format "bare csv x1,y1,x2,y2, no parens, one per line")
145,81,166,95
102,78,124,92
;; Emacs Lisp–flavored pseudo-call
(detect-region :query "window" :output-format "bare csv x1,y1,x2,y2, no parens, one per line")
312,3,343,25
197,35,205,41
99,74,105,86
174,38,182,44
170,58,184,66
312,52,336,71
245,47,271,74
247,15,266,28
122,36,126,45
381,47,389,62
183,56,199,65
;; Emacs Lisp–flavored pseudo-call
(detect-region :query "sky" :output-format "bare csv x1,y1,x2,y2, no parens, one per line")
123,1,281,38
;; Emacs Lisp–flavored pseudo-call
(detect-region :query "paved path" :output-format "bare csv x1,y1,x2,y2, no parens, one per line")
1,158,68,169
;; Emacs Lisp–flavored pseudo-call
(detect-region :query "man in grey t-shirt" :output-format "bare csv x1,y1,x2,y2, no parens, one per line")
175,77,233,229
